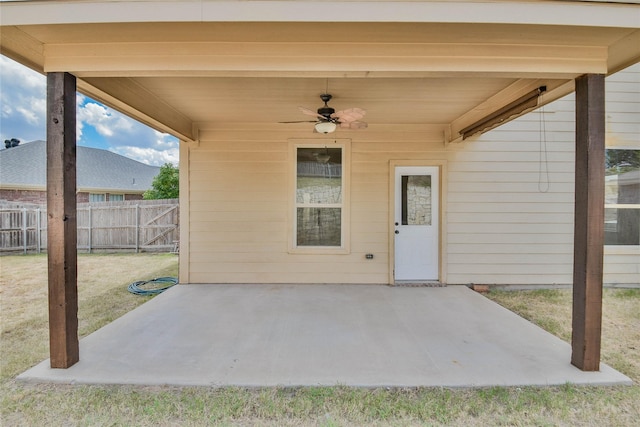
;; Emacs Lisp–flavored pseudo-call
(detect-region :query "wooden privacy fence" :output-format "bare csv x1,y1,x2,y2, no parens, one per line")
0,199,179,254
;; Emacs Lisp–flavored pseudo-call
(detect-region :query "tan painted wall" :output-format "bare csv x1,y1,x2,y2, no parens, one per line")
445,108,576,285
447,63,639,285
183,64,639,286
185,124,445,284
600,63,639,285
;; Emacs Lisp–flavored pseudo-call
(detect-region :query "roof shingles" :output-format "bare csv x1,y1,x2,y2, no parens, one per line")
0,140,160,192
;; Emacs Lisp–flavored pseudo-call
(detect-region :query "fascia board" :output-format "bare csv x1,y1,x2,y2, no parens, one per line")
0,1,638,29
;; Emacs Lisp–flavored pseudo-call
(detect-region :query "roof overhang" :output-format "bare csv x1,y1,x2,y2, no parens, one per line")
1,1,639,143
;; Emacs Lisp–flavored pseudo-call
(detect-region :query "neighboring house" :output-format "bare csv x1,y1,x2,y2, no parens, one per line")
0,140,160,204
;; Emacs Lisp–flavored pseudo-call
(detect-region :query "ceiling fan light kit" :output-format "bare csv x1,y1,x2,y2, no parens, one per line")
315,121,337,134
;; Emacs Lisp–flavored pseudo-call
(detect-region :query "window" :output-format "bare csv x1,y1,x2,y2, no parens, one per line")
109,194,124,201
89,193,106,202
401,175,432,226
605,149,640,245
291,141,349,252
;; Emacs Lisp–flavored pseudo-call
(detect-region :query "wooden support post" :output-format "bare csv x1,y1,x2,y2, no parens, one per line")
47,72,79,368
572,74,605,371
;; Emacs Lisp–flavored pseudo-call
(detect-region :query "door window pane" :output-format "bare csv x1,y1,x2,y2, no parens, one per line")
401,175,432,226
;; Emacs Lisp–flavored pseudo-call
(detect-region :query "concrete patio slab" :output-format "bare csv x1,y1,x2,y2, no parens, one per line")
18,284,632,387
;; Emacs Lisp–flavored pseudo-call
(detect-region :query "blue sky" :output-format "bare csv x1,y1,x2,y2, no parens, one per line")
0,55,179,166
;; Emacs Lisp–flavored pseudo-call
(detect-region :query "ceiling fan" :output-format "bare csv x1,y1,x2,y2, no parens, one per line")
281,94,368,133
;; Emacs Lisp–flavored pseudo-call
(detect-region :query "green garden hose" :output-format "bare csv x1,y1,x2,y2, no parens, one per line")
127,277,178,296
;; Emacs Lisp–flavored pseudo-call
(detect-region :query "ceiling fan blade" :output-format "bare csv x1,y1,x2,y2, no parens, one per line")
299,106,324,119
340,121,368,129
331,107,366,123
279,120,318,124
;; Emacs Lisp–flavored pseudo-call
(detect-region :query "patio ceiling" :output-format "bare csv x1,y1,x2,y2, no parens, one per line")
1,3,639,142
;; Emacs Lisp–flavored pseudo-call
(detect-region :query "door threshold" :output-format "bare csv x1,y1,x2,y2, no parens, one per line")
393,281,445,287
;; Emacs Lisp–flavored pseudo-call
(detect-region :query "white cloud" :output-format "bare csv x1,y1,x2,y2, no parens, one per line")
76,102,179,165
1,55,179,165
16,103,42,125
0,56,45,92
153,130,178,149
77,101,134,137
113,145,179,166
75,95,179,164
0,56,47,142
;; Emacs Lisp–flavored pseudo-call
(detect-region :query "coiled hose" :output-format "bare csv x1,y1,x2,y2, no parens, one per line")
127,277,178,296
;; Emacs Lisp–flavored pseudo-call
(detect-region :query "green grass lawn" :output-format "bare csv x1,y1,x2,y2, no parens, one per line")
1,254,638,426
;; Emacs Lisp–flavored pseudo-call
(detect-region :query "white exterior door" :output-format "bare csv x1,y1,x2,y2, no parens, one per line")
394,166,440,281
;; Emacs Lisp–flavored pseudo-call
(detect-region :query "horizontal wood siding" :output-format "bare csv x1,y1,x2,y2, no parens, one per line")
446,63,639,285
186,65,638,285
446,104,576,284
188,125,444,284
602,64,640,285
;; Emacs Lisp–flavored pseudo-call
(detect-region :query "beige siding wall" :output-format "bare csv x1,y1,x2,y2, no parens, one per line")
185,64,639,285
603,63,640,284
187,129,289,283
447,63,639,285
446,104,576,285
606,65,640,149
187,124,445,284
